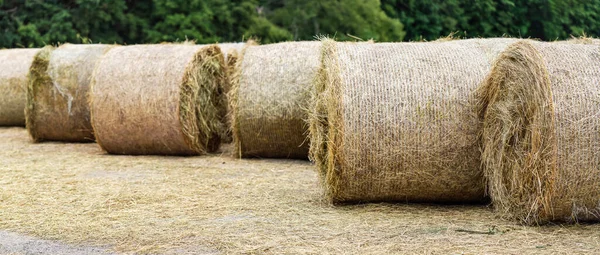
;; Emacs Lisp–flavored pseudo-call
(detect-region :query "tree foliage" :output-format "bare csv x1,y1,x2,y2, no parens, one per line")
1,0,600,48
381,0,600,41
264,0,405,41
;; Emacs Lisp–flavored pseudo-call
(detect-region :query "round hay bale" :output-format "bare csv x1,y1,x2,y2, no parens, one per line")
90,44,226,155
27,44,115,142
0,48,39,126
478,40,600,224
310,38,519,203
230,41,321,159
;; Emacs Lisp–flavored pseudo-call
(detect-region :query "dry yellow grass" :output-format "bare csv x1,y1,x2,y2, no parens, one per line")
0,127,599,254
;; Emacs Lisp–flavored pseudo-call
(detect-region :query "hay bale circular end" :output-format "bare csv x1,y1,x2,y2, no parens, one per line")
90,44,226,156
477,41,556,224
479,40,600,224
26,45,53,141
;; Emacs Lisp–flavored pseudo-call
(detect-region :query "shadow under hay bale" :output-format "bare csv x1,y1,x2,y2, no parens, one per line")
229,41,320,159
27,44,116,142
478,40,600,224
310,38,519,204
90,44,226,156
0,48,39,126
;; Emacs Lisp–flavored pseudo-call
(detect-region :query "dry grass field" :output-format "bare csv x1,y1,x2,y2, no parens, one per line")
0,127,599,254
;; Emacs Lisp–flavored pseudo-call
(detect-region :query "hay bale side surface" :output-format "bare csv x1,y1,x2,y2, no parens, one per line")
311,38,519,203
90,44,226,155
478,40,600,224
0,49,39,126
230,41,320,159
27,44,115,142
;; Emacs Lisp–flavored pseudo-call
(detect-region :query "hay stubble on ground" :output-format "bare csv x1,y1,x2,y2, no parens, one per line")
0,128,599,254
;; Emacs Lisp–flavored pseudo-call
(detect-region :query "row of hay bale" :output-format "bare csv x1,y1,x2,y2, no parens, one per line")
1,38,599,225
310,38,600,225
0,42,244,154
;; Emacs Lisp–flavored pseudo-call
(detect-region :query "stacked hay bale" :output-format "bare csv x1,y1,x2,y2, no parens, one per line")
27,44,115,142
0,49,39,126
230,41,320,158
310,38,518,203
478,40,600,224
90,44,226,155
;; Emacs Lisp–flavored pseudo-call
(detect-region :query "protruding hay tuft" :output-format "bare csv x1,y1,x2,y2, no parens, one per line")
311,38,519,203
566,35,600,45
90,44,226,155
26,44,115,142
478,40,600,224
229,41,321,159
0,48,39,126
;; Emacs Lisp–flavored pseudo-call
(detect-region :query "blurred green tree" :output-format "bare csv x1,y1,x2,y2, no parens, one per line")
381,0,462,41
2,0,600,48
145,0,291,43
381,0,600,41
264,0,405,41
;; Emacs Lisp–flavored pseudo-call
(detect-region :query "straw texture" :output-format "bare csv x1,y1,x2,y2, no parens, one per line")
311,38,518,203
27,44,114,142
218,42,249,143
478,40,600,224
218,42,246,94
230,41,320,159
218,43,245,67
90,44,226,155
566,37,600,44
0,48,39,126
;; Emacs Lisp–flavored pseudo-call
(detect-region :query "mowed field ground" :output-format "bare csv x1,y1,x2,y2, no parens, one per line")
0,127,599,254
